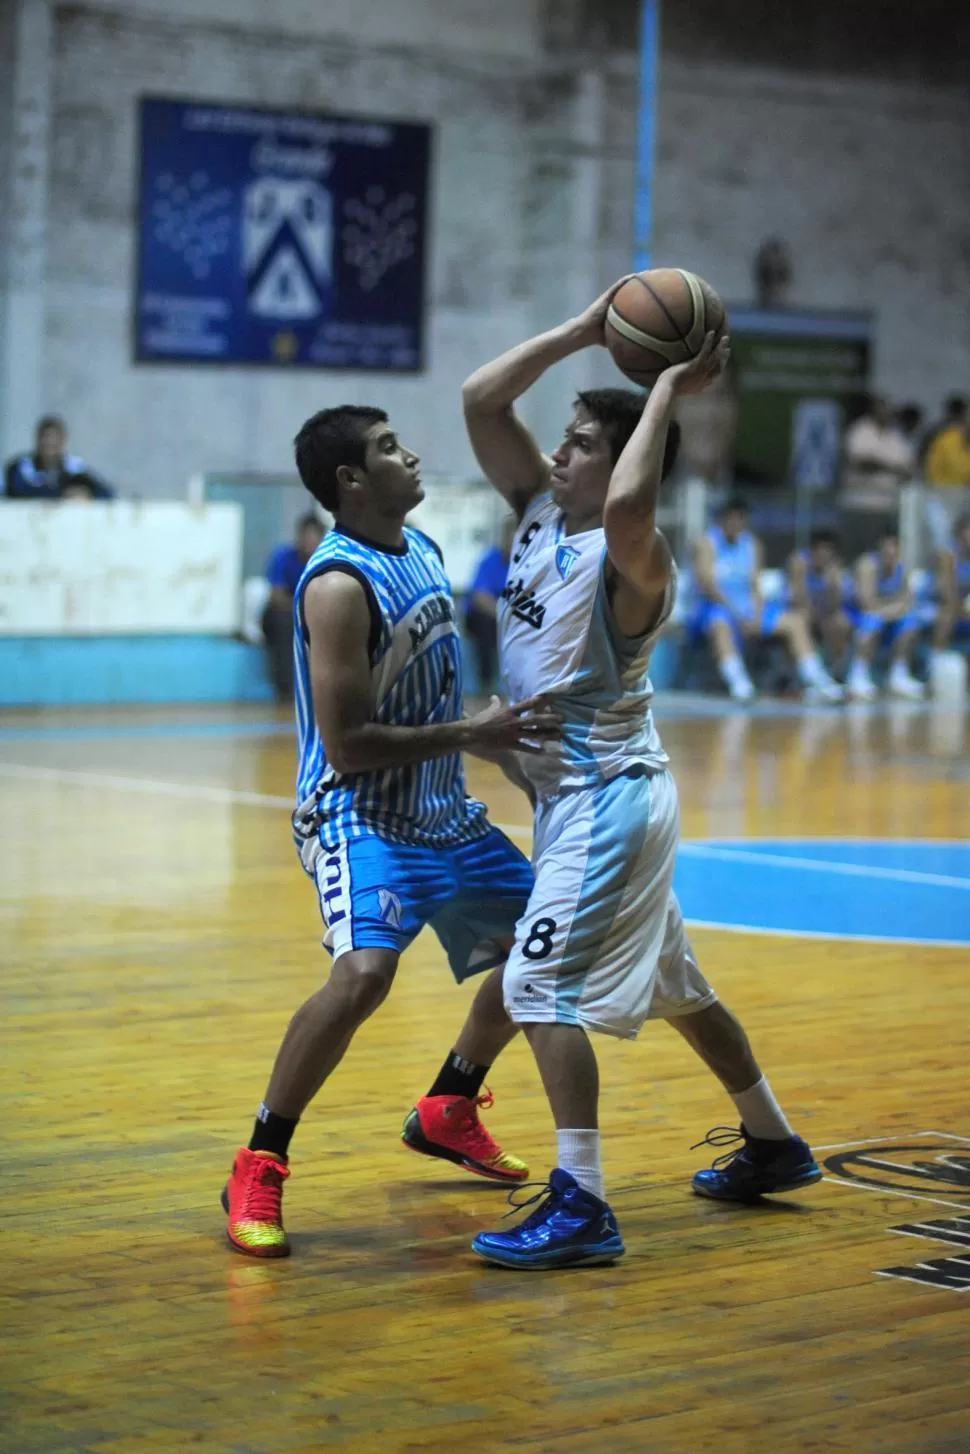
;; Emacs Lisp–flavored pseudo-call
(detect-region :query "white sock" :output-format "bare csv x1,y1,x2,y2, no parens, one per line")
889,658,913,683
719,654,752,691
729,1077,794,1141
848,658,874,687
556,1128,605,1201
797,651,828,687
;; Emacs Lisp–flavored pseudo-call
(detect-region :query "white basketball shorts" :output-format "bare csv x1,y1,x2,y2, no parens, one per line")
503,768,716,1039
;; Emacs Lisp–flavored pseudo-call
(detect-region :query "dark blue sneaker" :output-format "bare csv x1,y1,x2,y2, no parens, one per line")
691,1124,822,1202
471,1168,625,1270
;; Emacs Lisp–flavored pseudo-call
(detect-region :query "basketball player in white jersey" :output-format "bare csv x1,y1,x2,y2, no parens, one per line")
419,286,821,1268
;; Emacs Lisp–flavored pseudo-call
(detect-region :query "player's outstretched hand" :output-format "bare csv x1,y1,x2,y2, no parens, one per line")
465,694,560,756
572,277,635,348
663,331,731,396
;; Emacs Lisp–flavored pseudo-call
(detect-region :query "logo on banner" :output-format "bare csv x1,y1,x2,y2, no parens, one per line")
243,177,333,321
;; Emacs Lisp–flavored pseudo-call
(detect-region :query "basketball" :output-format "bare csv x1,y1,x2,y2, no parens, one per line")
605,268,726,387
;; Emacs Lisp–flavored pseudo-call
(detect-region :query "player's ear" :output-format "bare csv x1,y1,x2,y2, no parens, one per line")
335,463,364,492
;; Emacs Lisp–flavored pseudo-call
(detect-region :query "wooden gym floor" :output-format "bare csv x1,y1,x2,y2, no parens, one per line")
2,697,969,1454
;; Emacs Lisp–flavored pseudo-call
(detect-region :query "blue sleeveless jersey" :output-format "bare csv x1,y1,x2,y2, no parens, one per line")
709,525,755,616
292,524,487,848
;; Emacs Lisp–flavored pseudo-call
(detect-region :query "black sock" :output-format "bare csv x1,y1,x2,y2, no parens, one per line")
427,1050,489,1100
248,1103,299,1160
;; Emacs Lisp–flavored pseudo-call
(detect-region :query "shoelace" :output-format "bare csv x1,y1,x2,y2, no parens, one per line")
689,1125,748,1171
449,1089,501,1159
500,1179,559,1227
242,1158,290,1223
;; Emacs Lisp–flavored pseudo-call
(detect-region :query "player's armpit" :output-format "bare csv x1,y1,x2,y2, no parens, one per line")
603,530,672,638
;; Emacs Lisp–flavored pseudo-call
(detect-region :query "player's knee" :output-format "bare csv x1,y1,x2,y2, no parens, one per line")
330,956,396,1022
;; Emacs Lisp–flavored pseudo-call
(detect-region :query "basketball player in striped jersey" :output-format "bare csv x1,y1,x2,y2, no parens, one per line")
419,286,820,1269
222,405,559,1257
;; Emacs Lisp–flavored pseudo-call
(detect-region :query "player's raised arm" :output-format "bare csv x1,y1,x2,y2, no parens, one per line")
462,283,627,515
604,332,730,603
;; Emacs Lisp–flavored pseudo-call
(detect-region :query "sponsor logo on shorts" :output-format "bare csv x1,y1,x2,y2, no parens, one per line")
511,981,548,1007
377,888,403,929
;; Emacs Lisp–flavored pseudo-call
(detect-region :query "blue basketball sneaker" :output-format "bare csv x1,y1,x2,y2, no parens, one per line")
471,1168,625,1270
691,1125,822,1201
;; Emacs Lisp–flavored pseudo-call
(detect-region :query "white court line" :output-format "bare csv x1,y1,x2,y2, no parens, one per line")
680,842,970,892
0,760,534,842
680,917,970,951
697,836,970,850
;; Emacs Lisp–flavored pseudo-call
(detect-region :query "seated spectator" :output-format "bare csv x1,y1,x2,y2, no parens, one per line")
263,513,326,701
4,416,115,499
786,529,854,678
846,527,924,701
931,511,970,655
464,517,514,695
923,397,970,550
840,396,912,557
687,497,842,703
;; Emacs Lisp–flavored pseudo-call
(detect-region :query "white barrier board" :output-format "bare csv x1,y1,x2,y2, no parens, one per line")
0,501,244,635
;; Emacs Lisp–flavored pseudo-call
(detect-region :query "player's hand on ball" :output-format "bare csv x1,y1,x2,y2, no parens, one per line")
573,277,635,348
466,694,560,755
663,331,731,396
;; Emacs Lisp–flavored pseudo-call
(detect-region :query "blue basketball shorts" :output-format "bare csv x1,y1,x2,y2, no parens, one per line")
297,824,535,980
687,599,786,647
849,609,922,643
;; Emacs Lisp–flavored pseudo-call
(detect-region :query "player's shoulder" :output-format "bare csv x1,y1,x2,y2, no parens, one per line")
403,524,445,564
519,489,557,530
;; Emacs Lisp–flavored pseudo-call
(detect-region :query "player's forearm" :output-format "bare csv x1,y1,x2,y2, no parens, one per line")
462,318,590,412
605,375,677,526
323,720,472,775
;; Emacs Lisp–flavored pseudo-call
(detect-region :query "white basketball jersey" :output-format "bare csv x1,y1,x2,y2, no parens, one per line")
499,490,675,796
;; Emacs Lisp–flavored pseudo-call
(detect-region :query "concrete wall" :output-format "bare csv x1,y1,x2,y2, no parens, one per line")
1,0,968,499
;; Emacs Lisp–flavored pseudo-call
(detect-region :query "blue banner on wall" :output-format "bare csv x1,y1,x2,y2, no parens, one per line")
136,98,430,371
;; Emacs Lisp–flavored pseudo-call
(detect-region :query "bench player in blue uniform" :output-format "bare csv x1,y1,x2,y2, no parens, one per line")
221,405,558,1257
846,527,925,700
785,529,854,679
689,500,842,703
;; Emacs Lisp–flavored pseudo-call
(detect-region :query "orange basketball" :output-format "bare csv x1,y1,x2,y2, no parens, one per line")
605,268,726,387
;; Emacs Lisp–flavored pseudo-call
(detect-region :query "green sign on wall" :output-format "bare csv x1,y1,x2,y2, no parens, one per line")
728,309,872,489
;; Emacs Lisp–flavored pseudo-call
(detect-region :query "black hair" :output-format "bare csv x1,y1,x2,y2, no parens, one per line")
809,528,839,548
945,395,967,420
36,415,65,436
573,388,681,479
294,405,388,513
722,494,749,517
879,525,900,542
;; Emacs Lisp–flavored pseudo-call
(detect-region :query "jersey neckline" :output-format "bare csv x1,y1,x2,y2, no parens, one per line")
333,521,409,556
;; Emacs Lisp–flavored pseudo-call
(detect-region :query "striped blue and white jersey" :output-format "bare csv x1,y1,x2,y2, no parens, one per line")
292,523,488,847
499,491,675,798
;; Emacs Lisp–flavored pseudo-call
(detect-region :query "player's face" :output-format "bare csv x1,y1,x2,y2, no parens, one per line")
722,509,747,542
810,541,836,571
361,422,423,515
879,536,900,570
36,425,65,466
549,408,613,521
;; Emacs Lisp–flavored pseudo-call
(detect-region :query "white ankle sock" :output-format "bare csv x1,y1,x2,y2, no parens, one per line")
729,1077,794,1141
719,654,752,691
797,651,828,687
556,1128,605,1201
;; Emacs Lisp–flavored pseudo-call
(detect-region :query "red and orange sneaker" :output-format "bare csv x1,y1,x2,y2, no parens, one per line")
401,1090,528,1184
221,1147,291,1258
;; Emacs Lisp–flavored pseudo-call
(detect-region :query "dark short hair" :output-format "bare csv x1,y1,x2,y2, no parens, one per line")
36,415,65,436
879,525,900,542
809,528,839,548
573,388,681,478
945,395,967,420
722,494,749,517
294,405,387,513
